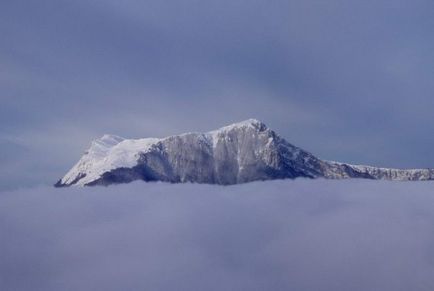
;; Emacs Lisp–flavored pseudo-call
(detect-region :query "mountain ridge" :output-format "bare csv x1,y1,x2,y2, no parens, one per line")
55,119,434,187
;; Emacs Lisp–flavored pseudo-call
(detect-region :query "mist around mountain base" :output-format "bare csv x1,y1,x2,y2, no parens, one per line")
1,179,434,291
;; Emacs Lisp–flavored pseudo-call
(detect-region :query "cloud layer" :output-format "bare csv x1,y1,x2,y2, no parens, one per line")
1,179,434,290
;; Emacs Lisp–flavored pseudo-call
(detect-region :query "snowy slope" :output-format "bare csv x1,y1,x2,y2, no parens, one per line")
58,135,160,186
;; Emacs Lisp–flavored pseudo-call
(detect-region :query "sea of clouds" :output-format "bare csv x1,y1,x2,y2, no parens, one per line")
1,179,434,291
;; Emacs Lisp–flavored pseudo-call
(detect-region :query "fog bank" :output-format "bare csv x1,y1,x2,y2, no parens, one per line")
1,179,434,290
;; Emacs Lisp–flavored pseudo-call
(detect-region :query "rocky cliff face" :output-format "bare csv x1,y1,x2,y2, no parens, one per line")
55,119,434,187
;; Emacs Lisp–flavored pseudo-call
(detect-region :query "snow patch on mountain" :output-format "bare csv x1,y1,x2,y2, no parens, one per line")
59,135,160,186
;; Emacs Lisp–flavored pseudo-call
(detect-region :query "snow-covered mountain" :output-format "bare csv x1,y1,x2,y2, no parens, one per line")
55,119,434,187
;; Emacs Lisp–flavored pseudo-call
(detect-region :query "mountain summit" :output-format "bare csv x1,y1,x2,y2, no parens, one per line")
56,119,434,187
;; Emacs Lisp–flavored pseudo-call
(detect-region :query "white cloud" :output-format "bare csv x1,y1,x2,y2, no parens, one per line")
1,179,434,290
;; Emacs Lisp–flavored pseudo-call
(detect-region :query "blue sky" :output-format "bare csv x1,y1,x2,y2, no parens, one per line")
1,0,434,189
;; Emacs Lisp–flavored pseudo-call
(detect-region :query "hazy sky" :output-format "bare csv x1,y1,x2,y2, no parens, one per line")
2,180,434,290
1,0,434,188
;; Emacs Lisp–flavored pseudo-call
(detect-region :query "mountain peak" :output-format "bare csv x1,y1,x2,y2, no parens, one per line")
209,119,268,135
86,134,125,156
56,120,434,187
228,118,266,128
